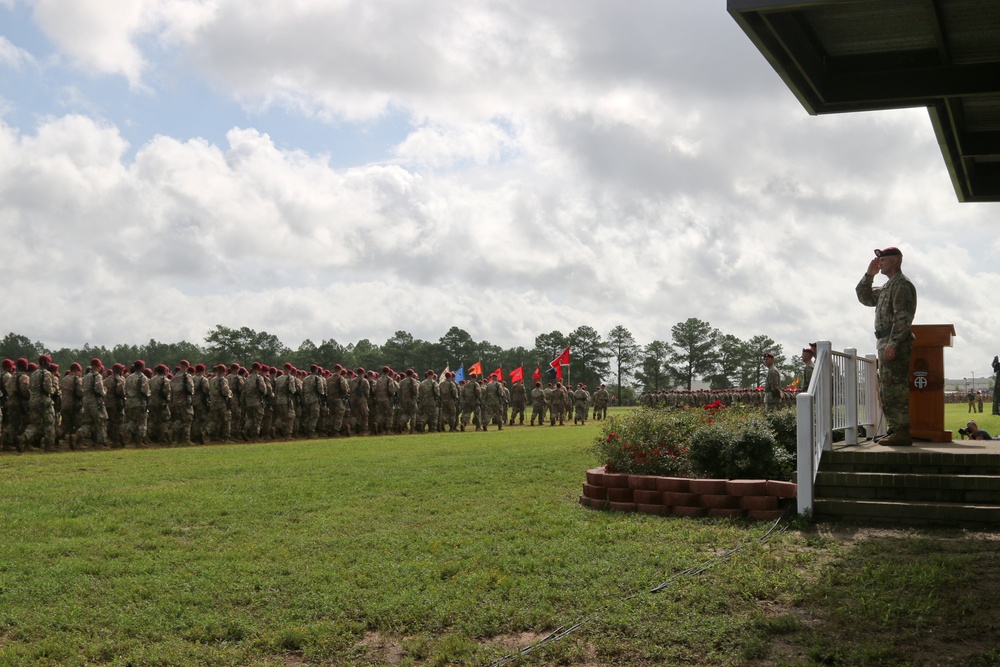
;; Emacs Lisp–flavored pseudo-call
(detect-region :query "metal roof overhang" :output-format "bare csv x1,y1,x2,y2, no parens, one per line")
728,0,1000,202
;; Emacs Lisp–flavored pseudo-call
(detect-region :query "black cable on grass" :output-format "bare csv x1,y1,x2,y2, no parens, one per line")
487,510,792,667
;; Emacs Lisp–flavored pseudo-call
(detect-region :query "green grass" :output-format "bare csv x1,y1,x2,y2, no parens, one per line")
946,401,1000,438
2,409,999,666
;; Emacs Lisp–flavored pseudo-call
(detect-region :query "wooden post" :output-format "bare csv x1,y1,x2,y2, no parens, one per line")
908,324,956,442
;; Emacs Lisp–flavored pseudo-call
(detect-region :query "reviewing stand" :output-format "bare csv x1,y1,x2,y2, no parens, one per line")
909,324,956,443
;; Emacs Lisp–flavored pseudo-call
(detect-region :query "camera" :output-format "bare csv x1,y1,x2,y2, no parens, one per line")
959,427,971,437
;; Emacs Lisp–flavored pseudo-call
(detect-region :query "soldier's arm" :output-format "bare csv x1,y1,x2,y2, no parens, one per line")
855,273,878,307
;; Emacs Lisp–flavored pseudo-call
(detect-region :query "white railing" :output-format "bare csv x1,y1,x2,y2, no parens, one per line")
796,341,880,514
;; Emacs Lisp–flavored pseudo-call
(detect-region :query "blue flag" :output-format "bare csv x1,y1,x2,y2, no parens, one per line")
454,366,465,382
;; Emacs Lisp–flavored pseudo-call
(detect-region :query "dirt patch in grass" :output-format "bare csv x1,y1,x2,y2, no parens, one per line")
357,631,407,665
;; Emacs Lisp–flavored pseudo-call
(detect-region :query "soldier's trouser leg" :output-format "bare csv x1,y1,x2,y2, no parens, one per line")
244,404,264,439
879,342,912,432
330,403,346,435
353,403,369,435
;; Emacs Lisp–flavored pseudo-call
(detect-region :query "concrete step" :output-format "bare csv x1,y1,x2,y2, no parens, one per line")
813,497,1000,527
815,472,1000,504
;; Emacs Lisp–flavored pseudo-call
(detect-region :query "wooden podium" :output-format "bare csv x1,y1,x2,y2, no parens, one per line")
908,324,956,442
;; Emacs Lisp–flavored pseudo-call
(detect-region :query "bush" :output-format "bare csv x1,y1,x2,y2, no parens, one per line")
592,405,796,480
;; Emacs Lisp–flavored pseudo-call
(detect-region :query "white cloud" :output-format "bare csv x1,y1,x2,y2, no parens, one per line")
0,35,37,69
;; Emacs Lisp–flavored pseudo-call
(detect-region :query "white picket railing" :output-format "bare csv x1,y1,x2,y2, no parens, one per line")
796,341,880,514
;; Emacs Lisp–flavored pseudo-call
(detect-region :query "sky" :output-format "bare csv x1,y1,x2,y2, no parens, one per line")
1,0,997,380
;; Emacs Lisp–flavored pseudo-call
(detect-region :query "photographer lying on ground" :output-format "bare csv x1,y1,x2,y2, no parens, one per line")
959,420,998,440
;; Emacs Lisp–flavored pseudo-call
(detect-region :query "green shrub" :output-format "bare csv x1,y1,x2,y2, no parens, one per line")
593,405,796,480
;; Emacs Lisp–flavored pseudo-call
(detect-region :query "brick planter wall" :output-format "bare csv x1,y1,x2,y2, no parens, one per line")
580,468,796,521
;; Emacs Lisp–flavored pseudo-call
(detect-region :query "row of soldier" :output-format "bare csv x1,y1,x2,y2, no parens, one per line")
638,387,799,410
1,355,613,452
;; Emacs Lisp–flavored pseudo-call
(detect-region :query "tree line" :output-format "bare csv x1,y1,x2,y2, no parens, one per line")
0,318,803,401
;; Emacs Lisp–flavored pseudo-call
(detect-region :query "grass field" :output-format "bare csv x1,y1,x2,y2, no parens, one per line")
2,408,1000,666
946,402,1000,439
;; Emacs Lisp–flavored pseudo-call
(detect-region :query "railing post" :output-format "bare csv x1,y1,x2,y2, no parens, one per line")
796,391,814,515
817,341,833,452
844,347,858,445
866,353,882,436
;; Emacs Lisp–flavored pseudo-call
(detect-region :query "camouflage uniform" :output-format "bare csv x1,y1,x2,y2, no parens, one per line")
78,368,109,448
349,372,371,435
460,380,483,431
147,369,172,443
59,370,84,444
243,368,269,441
192,368,211,444
124,367,151,445
549,383,568,425
856,265,917,438
302,368,327,438
23,365,56,450
326,369,350,436
416,373,440,432
593,386,610,420
373,370,396,434
169,367,196,445
105,368,126,447
272,371,297,439
396,372,420,433
483,378,504,430
439,375,460,431
573,386,589,425
208,368,233,441
530,384,545,425
227,367,245,440
763,362,781,412
509,380,527,425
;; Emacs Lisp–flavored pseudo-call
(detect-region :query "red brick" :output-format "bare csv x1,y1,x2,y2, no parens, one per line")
607,487,634,502
726,480,769,496
578,495,592,508
608,502,637,513
602,473,630,488
633,489,664,505
628,475,659,491
637,503,669,516
707,508,744,518
672,506,706,517
655,477,690,492
739,495,778,511
583,483,608,500
586,468,605,486
766,480,798,498
746,509,786,521
663,491,699,507
689,479,729,495
700,494,739,510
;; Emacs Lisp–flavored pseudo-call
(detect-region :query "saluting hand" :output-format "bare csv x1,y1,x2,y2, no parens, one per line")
866,257,880,276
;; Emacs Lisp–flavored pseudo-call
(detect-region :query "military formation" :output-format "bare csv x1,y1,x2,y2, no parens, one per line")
637,387,798,410
1,356,611,453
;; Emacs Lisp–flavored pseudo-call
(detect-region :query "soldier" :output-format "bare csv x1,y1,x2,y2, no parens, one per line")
395,369,419,433
573,382,589,425
509,379,527,426
500,380,510,425
373,366,396,434
191,364,211,444
78,358,109,449
169,360,196,445
302,364,327,438
349,367,371,435
226,363,244,438
543,382,554,425
439,371,460,432
550,382,567,426
763,353,781,412
459,375,483,431
21,354,57,451
857,246,917,446
801,346,815,391
59,362,85,448
326,364,350,436
12,358,31,444
105,364,127,447
272,365,297,439
416,369,440,432
124,360,151,446
243,362,270,442
147,364,172,444
593,384,610,420
530,381,545,425
483,375,504,430
260,367,277,440
0,359,13,450
208,364,233,442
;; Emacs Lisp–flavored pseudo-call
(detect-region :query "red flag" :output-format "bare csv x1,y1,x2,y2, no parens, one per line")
553,364,562,379
532,366,541,381
510,366,524,383
490,367,503,381
468,361,483,376
550,346,570,369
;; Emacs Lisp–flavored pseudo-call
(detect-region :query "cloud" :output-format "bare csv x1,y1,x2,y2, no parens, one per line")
0,35,37,69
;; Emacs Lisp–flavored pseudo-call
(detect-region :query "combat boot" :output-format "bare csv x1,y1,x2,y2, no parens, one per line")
879,427,912,447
